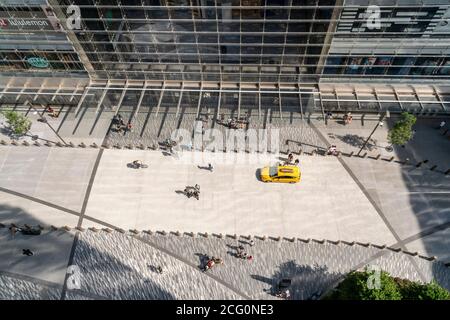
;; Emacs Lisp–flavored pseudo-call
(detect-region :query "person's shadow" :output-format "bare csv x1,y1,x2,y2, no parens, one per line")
194,253,210,269
197,165,213,171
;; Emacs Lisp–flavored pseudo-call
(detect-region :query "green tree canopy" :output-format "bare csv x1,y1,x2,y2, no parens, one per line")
400,280,450,300
331,270,402,300
387,112,417,146
326,269,450,300
1,111,31,135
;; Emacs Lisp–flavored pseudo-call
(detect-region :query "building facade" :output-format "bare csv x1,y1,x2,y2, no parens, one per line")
1,0,450,115
1,0,449,83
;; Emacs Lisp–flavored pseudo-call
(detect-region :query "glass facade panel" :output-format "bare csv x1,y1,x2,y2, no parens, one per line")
0,0,448,84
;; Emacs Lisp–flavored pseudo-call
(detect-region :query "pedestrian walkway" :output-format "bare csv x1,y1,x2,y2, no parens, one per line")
0,228,448,300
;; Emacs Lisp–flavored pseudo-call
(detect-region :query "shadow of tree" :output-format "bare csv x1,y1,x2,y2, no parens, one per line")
335,134,377,151
251,260,342,300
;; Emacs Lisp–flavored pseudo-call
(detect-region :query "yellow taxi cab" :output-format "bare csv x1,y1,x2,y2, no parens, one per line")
260,165,301,183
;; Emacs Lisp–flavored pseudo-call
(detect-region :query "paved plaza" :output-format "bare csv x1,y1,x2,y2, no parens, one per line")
0,109,449,299
0,229,449,300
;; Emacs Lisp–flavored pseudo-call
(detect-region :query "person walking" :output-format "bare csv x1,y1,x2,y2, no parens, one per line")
287,153,294,163
9,226,17,238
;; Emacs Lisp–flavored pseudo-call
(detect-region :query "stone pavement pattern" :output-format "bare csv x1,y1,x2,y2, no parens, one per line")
0,112,449,299
0,229,448,300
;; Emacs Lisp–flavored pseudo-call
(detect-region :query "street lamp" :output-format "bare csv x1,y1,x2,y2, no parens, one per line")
357,111,389,156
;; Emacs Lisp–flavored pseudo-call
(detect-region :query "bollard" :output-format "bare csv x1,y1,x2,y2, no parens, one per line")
143,230,152,235
356,242,370,247
55,142,64,147
139,144,145,150
0,140,7,145
69,142,75,148
91,142,98,148
50,225,58,231
23,141,30,146
375,154,381,160
389,156,394,162
115,228,125,233
387,246,402,252
442,129,448,136
11,140,19,146
445,169,450,175
402,158,410,165
371,244,387,249
430,165,437,171
89,227,99,232
129,229,139,234
62,225,71,231
416,161,423,168
103,228,113,233
175,231,181,236
348,151,354,157
204,232,209,238
102,143,110,149
79,142,86,148
33,141,41,146
44,141,53,147
127,144,134,150
75,226,85,232
403,250,418,256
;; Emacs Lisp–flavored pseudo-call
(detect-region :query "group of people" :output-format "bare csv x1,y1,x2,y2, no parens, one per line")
131,160,147,169
112,114,132,134
284,153,300,166
203,256,223,272
184,184,200,200
236,245,253,261
343,112,353,125
45,106,59,118
327,145,338,156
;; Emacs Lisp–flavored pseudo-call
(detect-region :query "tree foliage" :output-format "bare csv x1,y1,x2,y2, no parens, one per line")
330,270,401,300
327,269,449,300
1,111,31,135
387,112,417,146
399,280,450,300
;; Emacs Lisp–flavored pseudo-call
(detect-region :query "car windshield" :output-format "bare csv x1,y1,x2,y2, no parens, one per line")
269,166,278,177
